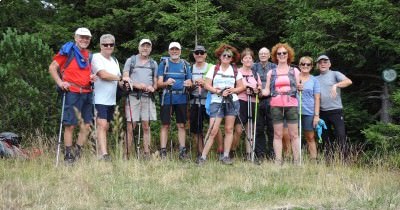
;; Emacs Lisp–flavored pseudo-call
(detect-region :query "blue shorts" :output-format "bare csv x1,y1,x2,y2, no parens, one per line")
209,100,240,118
95,104,115,122
301,115,314,131
63,92,93,126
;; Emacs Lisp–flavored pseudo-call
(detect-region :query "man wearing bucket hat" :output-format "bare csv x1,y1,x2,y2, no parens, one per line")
49,27,95,164
316,55,352,162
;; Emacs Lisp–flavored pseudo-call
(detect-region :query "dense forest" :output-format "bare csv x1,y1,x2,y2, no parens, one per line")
1,0,399,165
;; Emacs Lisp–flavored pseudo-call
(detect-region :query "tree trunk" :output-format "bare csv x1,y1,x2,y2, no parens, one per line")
380,82,392,123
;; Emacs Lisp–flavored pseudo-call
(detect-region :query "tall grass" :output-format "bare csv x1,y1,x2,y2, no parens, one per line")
1,148,400,210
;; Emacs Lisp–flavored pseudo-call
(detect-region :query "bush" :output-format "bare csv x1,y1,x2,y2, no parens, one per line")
0,28,58,136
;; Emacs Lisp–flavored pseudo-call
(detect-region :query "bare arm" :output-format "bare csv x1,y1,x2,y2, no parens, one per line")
313,93,321,128
96,70,120,81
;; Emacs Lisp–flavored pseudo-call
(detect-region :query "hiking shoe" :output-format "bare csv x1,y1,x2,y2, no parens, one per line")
179,147,189,161
196,156,206,166
218,153,224,161
160,148,167,160
64,152,75,165
221,156,233,165
99,154,111,162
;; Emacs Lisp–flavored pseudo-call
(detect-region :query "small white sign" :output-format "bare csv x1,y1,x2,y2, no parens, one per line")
382,69,397,83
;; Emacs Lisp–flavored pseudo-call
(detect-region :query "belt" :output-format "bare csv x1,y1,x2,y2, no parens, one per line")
69,82,92,93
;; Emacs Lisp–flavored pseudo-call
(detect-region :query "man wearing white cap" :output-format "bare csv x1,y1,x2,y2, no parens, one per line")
49,27,95,164
316,55,352,162
157,42,192,160
122,39,158,159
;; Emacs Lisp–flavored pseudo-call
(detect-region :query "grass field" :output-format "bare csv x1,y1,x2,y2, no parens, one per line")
1,151,400,210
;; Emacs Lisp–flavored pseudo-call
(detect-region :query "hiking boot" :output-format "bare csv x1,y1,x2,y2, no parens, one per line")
64,152,75,165
179,147,189,161
218,153,224,161
160,148,167,160
229,150,236,159
99,154,111,162
196,156,206,166
221,156,233,165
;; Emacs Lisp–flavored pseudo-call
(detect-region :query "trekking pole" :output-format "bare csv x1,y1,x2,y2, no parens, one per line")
92,83,98,157
252,94,259,162
197,85,203,156
247,89,253,161
168,86,173,159
126,83,137,160
55,92,66,167
299,80,303,166
184,86,192,159
136,90,142,159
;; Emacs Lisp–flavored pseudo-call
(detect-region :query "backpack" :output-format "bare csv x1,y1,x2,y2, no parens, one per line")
128,55,157,78
211,63,238,87
270,66,297,97
161,57,190,81
0,132,28,159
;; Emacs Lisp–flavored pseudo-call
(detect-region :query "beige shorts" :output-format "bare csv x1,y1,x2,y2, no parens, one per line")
125,95,157,122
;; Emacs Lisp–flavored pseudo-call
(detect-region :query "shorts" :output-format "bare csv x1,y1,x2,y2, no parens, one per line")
301,115,314,131
95,104,115,122
160,104,187,124
63,92,93,126
271,106,298,124
209,100,240,118
125,95,157,122
235,100,255,125
190,105,209,134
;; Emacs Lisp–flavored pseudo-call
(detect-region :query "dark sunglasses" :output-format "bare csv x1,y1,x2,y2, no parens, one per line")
102,43,115,47
277,51,288,56
222,54,232,58
194,51,205,55
300,63,312,67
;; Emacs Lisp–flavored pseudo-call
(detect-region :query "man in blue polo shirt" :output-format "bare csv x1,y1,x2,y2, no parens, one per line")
157,42,192,160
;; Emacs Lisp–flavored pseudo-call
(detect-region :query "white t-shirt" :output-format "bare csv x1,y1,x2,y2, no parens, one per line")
205,65,243,103
92,53,121,105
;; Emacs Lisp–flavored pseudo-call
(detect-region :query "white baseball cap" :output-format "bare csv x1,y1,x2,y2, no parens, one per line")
169,42,181,50
139,39,152,46
75,27,92,37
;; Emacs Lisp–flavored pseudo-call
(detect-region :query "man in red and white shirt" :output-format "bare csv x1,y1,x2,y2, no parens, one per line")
49,27,95,164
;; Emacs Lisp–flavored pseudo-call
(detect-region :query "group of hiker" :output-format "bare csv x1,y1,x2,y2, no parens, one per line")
49,27,352,166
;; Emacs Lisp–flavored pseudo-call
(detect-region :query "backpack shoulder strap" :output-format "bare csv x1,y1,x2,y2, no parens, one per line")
149,58,157,78
203,63,213,79
129,55,136,76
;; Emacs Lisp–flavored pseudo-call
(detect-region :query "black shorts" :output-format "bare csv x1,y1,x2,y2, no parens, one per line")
190,105,209,134
160,104,187,124
235,100,255,125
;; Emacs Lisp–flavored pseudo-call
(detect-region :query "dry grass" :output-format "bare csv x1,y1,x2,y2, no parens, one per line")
1,150,400,210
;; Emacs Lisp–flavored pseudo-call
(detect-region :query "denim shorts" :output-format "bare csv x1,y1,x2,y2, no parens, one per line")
301,115,314,131
209,100,240,118
95,104,115,122
63,92,93,126
271,106,298,124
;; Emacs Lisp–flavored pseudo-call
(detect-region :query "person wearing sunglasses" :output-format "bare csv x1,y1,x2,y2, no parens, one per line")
189,45,224,159
91,34,122,161
49,27,95,164
262,43,301,165
315,55,352,163
197,44,245,165
297,56,320,162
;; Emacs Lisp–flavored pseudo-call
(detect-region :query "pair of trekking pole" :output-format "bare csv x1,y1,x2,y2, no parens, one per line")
245,87,260,163
248,89,259,162
125,82,149,160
